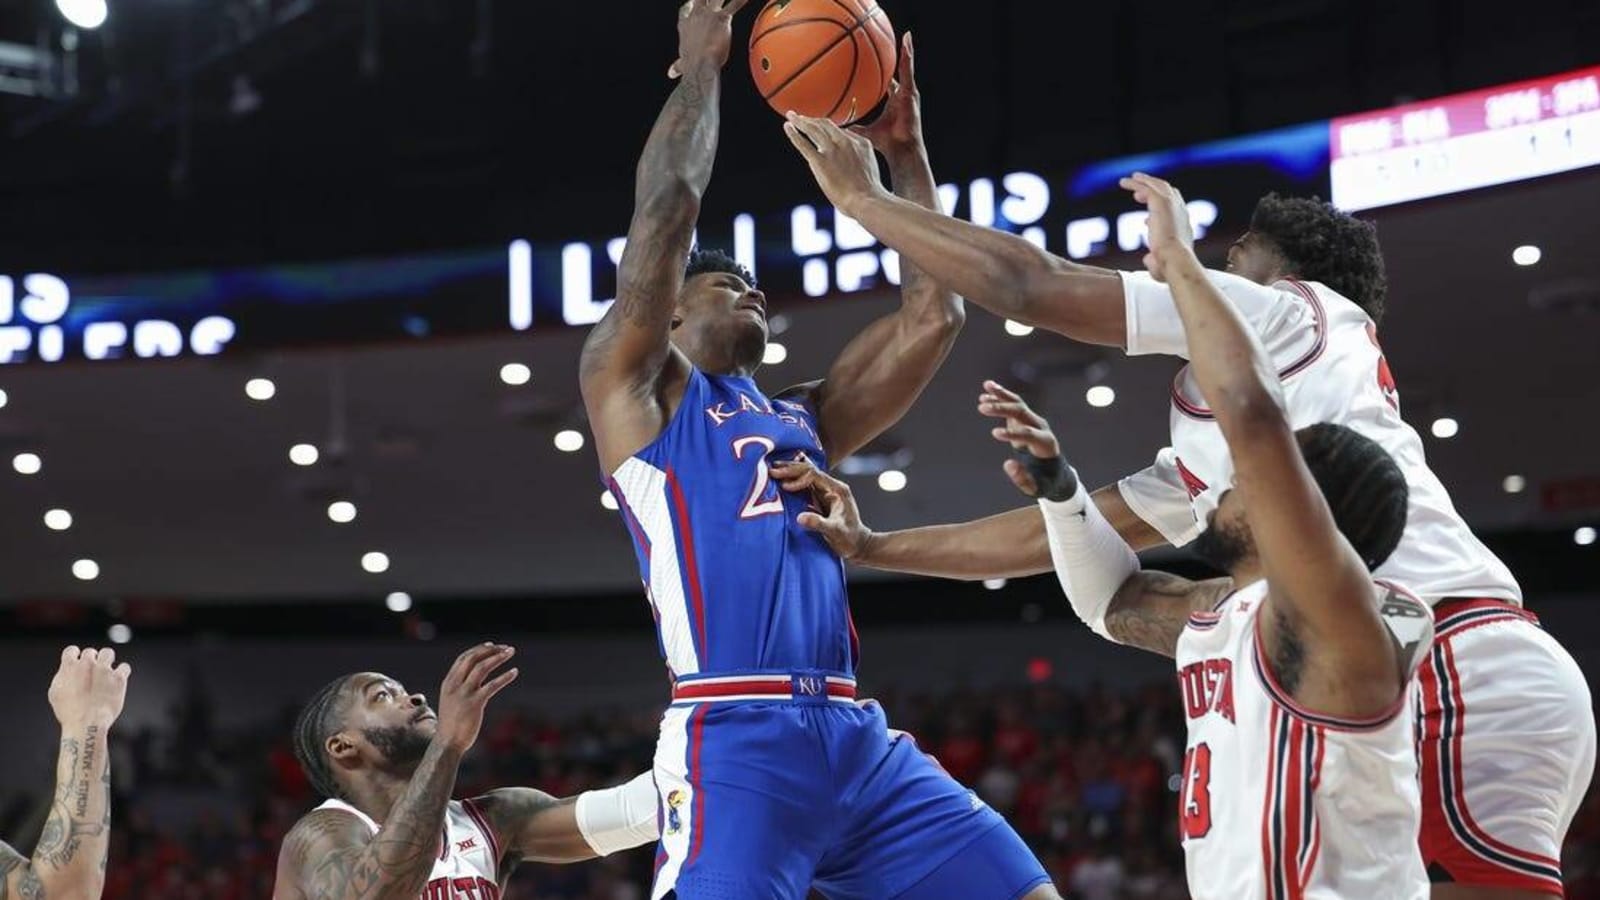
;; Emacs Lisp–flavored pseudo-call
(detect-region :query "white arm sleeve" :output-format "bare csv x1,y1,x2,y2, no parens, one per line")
1121,268,1302,358
1038,485,1142,643
574,771,660,857
1118,448,1203,548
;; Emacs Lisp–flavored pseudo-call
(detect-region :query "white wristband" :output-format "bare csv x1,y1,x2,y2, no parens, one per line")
575,771,660,857
1038,485,1140,643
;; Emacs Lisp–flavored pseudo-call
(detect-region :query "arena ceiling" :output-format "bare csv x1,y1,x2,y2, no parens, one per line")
0,170,1597,606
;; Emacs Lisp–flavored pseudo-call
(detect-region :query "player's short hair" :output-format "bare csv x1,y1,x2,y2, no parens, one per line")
292,674,361,800
1296,423,1408,571
1250,194,1387,323
685,247,756,287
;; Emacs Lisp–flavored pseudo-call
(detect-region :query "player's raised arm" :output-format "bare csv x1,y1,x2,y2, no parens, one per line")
274,644,517,900
777,34,965,460
784,109,1125,347
0,647,129,900
468,770,658,873
1124,172,1412,712
579,0,748,473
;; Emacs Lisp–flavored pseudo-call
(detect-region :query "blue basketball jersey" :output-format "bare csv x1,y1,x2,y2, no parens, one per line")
607,368,858,679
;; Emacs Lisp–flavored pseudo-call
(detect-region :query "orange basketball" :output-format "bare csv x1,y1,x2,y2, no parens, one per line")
749,0,896,126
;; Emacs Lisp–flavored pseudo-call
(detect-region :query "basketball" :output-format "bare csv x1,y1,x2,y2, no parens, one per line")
749,0,896,126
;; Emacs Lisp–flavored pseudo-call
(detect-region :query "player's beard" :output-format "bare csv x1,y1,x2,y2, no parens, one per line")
363,723,432,769
1192,515,1254,573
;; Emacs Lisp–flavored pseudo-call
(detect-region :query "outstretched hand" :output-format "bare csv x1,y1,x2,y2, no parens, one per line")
977,380,1080,502
669,0,751,79
48,646,132,729
770,458,874,561
435,643,519,754
783,113,887,215
1119,171,1199,283
850,32,924,157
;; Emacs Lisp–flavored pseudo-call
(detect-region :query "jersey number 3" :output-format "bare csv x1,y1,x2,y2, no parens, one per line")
1179,742,1213,839
733,436,785,519
1366,323,1400,411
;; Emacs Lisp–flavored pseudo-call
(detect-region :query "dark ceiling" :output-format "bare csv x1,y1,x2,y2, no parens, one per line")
2,0,1598,273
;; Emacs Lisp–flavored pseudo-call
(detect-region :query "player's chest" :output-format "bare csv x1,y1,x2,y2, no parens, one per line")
698,387,824,461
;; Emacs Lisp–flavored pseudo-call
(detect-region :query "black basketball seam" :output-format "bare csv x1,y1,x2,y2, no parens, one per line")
823,26,862,121
753,2,878,105
753,18,854,102
853,25,884,124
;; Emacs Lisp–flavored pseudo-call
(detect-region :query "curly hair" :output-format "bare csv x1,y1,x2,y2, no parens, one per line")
1249,194,1387,323
292,674,360,800
685,247,756,287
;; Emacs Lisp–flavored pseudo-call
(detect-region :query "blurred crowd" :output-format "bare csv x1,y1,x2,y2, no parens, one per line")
4,671,1599,899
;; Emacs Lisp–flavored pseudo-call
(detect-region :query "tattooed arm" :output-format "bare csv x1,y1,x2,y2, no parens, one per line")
469,788,587,880
1102,573,1235,658
579,0,749,476
3,647,131,900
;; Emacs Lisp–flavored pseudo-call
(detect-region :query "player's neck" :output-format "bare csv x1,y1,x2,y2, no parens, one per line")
675,335,762,378
1227,559,1265,587
342,769,415,824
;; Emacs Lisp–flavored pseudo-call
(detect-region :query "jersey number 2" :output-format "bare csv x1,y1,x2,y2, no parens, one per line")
1179,742,1213,839
733,436,785,519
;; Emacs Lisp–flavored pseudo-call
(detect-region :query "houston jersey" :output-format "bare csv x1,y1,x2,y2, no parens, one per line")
1176,579,1433,900
313,798,502,899
608,368,855,678
1117,270,1522,606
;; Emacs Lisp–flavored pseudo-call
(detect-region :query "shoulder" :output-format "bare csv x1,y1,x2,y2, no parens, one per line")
280,808,371,861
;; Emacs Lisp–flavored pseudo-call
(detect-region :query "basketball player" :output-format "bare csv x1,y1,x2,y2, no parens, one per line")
272,643,659,899
784,113,1596,899
1,646,130,900
579,4,1059,898
775,172,1436,898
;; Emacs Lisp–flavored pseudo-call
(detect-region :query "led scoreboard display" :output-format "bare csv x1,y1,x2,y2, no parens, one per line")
8,64,1597,367
1331,64,1600,211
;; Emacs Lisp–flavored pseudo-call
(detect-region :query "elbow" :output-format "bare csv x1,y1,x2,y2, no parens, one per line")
635,177,703,226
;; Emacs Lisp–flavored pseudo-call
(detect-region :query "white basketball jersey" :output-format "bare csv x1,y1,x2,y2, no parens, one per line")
1117,270,1522,606
1176,579,1432,900
315,798,502,899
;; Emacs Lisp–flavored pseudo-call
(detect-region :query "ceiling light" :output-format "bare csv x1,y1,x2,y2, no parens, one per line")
44,509,73,531
12,453,41,475
763,342,789,365
245,378,276,401
878,470,908,492
289,443,319,466
601,490,620,511
386,592,413,612
1086,385,1116,408
1004,320,1035,337
107,623,131,644
1512,245,1542,267
72,559,100,581
1430,418,1459,439
328,501,357,524
1502,475,1526,494
500,363,532,386
1577,527,1597,547
983,578,1007,591
56,0,108,30
554,430,586,453
361,552,390,574
0,387,8,408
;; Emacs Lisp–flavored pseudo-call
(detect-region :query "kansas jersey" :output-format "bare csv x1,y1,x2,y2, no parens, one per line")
1116,270,1522,606
313,798,502,899
1176,579,1434,900
608,368,855,678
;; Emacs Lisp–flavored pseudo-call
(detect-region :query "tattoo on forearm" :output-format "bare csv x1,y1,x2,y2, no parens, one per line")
294,745,459,900
1106,574,1231,658
36,726,108,872
581,67,722,384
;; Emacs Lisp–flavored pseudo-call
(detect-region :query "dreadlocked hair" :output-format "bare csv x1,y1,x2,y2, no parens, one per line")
1295,423,1409,571
1250,194,1388,323
292,674,360,801
685,247,756,286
